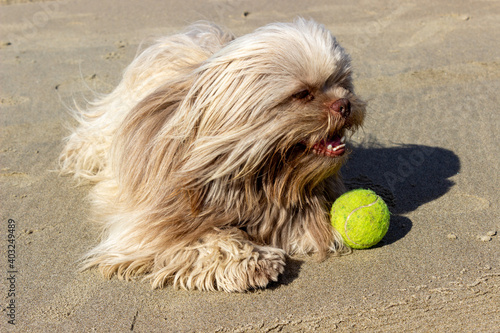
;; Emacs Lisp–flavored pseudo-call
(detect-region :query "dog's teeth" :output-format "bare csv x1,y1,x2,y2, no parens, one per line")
340,136,346,143
332,144,345,151
327,144,333,150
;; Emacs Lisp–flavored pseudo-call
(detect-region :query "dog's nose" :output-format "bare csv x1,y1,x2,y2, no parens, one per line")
330,98,351,118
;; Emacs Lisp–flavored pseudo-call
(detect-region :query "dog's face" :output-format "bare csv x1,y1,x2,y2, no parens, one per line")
143,20,365,206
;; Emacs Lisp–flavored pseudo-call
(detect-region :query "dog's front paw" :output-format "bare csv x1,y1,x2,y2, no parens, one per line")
248,245,286,288
216,245,286,292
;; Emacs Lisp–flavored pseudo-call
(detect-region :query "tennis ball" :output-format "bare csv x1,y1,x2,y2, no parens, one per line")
330,189,390,249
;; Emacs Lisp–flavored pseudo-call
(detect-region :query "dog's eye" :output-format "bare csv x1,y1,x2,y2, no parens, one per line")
292,90,313,101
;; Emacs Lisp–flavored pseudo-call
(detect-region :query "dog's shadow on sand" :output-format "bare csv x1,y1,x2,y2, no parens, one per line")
343,143,460,246
274,144,460,287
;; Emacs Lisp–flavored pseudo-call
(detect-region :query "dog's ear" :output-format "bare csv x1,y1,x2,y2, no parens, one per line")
112,82,192,196
112,77,224,215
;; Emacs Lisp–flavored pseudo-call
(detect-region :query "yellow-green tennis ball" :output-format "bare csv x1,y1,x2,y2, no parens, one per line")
330,189,390,249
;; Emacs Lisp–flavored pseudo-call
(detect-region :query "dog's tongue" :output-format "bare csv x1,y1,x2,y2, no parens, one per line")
312,135,346,157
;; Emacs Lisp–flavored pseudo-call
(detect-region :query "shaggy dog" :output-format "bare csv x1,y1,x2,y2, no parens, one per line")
60,19,366,292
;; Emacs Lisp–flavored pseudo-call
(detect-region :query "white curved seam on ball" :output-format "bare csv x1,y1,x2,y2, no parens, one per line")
344,197,380,247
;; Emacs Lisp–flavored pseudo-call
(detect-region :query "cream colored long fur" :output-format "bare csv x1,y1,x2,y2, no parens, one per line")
60,19,366,292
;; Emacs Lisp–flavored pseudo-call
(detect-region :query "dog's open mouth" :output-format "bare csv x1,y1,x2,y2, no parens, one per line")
311,134,346,157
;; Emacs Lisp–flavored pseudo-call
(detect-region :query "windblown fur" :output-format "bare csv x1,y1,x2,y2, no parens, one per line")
60,19,366,292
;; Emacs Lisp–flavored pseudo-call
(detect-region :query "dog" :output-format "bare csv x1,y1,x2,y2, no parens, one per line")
60,18,366,292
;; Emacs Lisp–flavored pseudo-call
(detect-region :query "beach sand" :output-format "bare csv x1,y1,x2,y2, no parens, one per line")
1,0,499,331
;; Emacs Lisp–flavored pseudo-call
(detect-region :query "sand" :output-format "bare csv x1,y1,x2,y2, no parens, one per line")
1,0,499,331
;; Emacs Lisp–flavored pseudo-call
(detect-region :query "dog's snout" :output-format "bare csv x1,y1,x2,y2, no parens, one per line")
330,98,351,118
